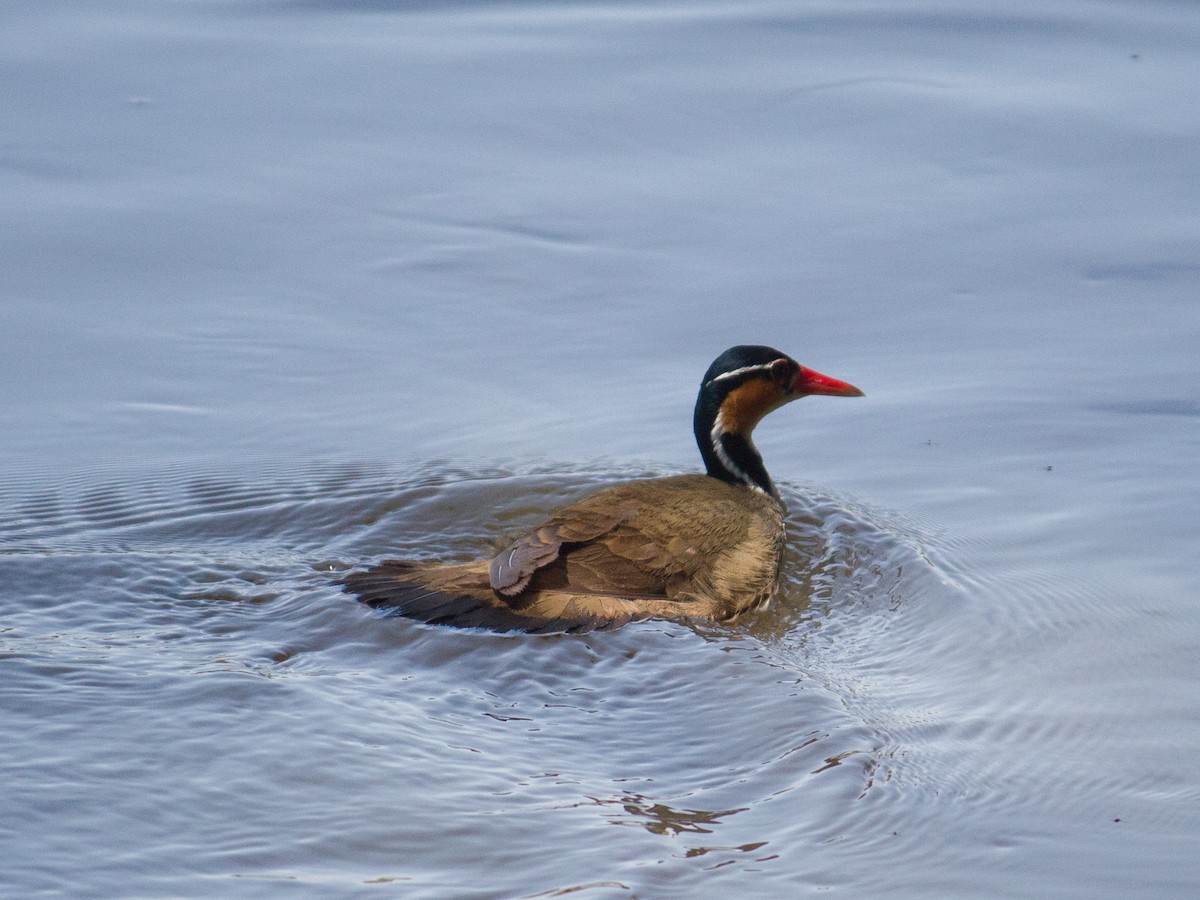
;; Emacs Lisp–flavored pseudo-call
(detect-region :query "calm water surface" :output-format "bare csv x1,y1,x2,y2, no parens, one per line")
3,1,1199,897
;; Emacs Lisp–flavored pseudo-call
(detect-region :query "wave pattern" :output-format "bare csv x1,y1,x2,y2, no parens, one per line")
1,462,1188,896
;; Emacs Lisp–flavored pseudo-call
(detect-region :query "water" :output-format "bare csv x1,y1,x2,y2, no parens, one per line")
3,1,1199,896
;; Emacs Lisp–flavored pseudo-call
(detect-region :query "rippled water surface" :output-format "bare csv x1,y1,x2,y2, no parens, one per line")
4,1,1200,897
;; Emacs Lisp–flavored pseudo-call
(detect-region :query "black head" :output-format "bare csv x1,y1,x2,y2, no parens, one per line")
693,345,863,497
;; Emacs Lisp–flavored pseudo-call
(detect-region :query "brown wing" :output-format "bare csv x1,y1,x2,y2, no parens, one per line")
489,508,628,596
341,559,676,634
341,474,785,633
508,475,780,605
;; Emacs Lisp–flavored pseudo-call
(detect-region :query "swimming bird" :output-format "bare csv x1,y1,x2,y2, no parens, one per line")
342,345,863,633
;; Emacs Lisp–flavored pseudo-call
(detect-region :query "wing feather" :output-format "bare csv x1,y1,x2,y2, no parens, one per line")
340,474,786,633
341,560,669,634
489,509,629,596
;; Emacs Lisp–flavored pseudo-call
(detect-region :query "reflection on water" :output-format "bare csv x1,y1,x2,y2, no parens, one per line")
598,793,747,836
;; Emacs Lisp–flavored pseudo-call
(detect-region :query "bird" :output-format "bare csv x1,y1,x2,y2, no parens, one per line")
342,345,863,634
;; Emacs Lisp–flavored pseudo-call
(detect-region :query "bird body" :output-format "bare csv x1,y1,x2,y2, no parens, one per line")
343,346,862,633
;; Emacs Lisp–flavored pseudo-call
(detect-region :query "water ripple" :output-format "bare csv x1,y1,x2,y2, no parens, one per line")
1,461,1182,897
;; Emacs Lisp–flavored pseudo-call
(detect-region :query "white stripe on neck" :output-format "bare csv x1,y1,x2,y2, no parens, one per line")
710,409,768,495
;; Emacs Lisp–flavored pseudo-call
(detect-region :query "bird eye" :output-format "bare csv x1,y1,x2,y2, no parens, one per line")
769,359,794,388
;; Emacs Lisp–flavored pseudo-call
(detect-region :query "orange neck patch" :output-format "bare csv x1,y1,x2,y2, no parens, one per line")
718,378,788,434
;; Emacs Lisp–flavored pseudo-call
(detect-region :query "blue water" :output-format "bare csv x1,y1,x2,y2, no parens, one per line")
3,1,1199,896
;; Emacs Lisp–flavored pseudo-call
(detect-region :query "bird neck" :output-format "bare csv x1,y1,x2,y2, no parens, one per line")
694,394,779,499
